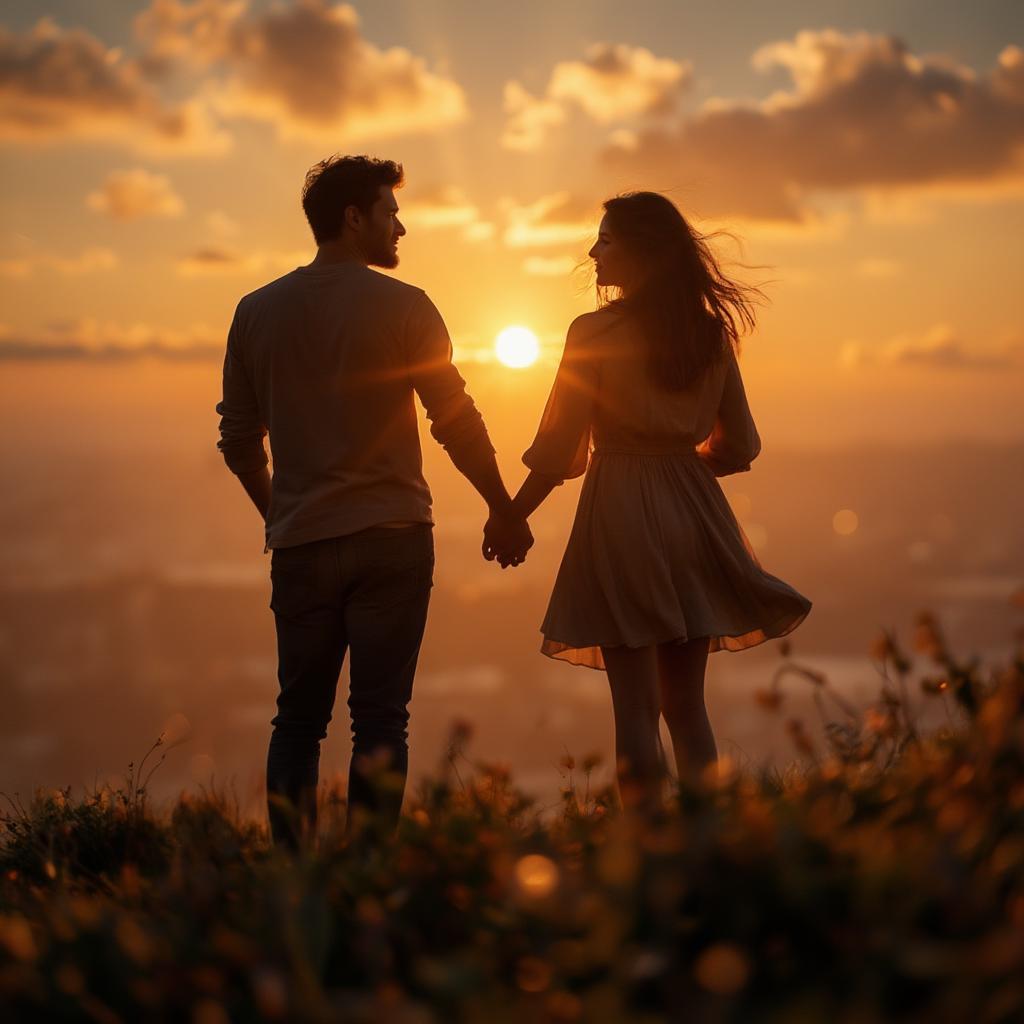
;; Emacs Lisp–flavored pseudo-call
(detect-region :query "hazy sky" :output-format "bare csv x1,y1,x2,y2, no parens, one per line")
1,0,1023,443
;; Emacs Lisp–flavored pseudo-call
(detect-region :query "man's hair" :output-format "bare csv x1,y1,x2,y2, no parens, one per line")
301,154,404,245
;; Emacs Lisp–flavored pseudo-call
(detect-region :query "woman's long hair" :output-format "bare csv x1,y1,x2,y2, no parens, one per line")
599,192,766,391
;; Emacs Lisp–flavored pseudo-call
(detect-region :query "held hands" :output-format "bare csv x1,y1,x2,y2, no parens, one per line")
482,510,534,569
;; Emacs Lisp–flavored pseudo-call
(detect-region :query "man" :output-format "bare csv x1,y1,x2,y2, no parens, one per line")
216,155,531,850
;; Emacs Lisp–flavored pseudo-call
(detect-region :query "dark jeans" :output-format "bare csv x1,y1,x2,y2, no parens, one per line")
266,523,433,849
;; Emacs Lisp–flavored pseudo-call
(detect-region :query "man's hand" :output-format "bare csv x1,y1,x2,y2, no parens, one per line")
482,512,534,568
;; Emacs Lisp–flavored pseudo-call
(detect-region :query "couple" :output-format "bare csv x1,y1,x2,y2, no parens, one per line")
216,154,811,850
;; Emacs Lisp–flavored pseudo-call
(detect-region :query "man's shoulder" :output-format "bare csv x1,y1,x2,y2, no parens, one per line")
234,266,429,324
235,269,303,313
362,268,428,308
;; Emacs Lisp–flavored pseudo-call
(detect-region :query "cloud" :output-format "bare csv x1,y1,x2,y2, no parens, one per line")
502,43,691,150
399,186,495,243
176,245,307,276
205,209,240,236
501,192,598,248
840,324,1022,370
522,254,580,277
501,81,568,152
136,0,467,141
604,31,1024,223
549,43,692,121
0,247,118,278
0,319,222,361
0,18,227,153
86,168,185,221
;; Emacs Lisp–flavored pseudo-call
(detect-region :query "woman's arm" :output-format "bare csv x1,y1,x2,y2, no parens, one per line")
696,347,761,476
510,470,559,520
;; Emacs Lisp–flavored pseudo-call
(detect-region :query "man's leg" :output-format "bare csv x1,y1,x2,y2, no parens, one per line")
267,539,346,851
343,525,433,835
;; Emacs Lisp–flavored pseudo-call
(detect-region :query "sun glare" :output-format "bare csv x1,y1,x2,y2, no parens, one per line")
495,326,540,368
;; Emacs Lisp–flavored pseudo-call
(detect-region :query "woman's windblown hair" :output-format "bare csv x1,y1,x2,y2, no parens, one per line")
599,191,766,391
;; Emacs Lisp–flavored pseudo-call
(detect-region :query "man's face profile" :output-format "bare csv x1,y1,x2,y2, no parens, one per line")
360,186,405,269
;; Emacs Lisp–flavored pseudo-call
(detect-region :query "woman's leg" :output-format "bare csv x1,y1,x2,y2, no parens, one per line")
601,644,666,812
656,637,717,787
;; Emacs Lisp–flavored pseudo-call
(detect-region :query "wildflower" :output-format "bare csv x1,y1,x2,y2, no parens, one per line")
0,915,37,961
514,854,559,899
545,991,583,1022
516,956,552,993
192,999,231,1024
446,717,474,756
250,968,288,1018
754,687,783,711
913,612,946,661
870,631,896,663
693,942,751,994
785,718,817,756
115,916,154,966
54,963,85,996
864,707,898,738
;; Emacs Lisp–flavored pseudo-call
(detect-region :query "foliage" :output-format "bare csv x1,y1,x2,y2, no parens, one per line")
1,611,1023,1023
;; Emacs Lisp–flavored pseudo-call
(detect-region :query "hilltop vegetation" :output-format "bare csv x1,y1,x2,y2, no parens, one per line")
2,611,1023,1023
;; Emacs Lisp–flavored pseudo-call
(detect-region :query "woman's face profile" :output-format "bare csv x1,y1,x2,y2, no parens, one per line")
588,215,634,290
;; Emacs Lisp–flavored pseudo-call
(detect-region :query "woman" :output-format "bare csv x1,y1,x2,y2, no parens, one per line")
506,191,812,809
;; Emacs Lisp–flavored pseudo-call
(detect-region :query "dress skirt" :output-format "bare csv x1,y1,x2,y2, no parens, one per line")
540,448,813,670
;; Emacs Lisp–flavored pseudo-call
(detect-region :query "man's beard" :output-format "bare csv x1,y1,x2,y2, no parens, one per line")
370,244,399,269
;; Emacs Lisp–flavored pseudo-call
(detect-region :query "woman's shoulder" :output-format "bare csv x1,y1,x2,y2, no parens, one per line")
567,306,623,343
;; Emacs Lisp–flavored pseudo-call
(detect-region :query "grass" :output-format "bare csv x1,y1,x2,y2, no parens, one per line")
2,609,1023,1023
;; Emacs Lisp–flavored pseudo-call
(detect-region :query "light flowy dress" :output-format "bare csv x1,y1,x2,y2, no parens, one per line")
523,309,812,671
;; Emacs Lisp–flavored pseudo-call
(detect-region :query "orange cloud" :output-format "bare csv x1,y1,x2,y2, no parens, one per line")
0,319,222,361
400,186,495,242
605,31,1024,222
175,246,307,276
502,43,691,150
840,324,1023,371
0,18,226,153
0,247,118,278
86,168,185,221
501,81,566,152
136,0,467,141
501,193,598,248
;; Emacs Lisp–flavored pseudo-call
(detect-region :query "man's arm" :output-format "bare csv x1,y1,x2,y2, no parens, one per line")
405,293,532,564
216,306,271,524
237,465,272,521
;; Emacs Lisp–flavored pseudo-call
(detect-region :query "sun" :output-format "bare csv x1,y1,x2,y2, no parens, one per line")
494,326,540,368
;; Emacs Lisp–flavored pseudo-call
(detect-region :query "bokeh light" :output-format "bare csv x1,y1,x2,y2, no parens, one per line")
833,509,859,535
514,854,559,898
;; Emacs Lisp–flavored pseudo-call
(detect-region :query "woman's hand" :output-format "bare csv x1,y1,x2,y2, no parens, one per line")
482,512,534,568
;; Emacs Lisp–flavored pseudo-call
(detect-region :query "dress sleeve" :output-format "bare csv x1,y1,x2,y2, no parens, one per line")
696,347,761,477
522,316,600,483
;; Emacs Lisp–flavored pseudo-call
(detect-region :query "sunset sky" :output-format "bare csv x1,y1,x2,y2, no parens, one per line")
1,0,1023,805
1,0,1022,446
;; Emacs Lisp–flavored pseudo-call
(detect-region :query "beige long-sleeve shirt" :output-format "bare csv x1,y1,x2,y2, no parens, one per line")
216,262,495,550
